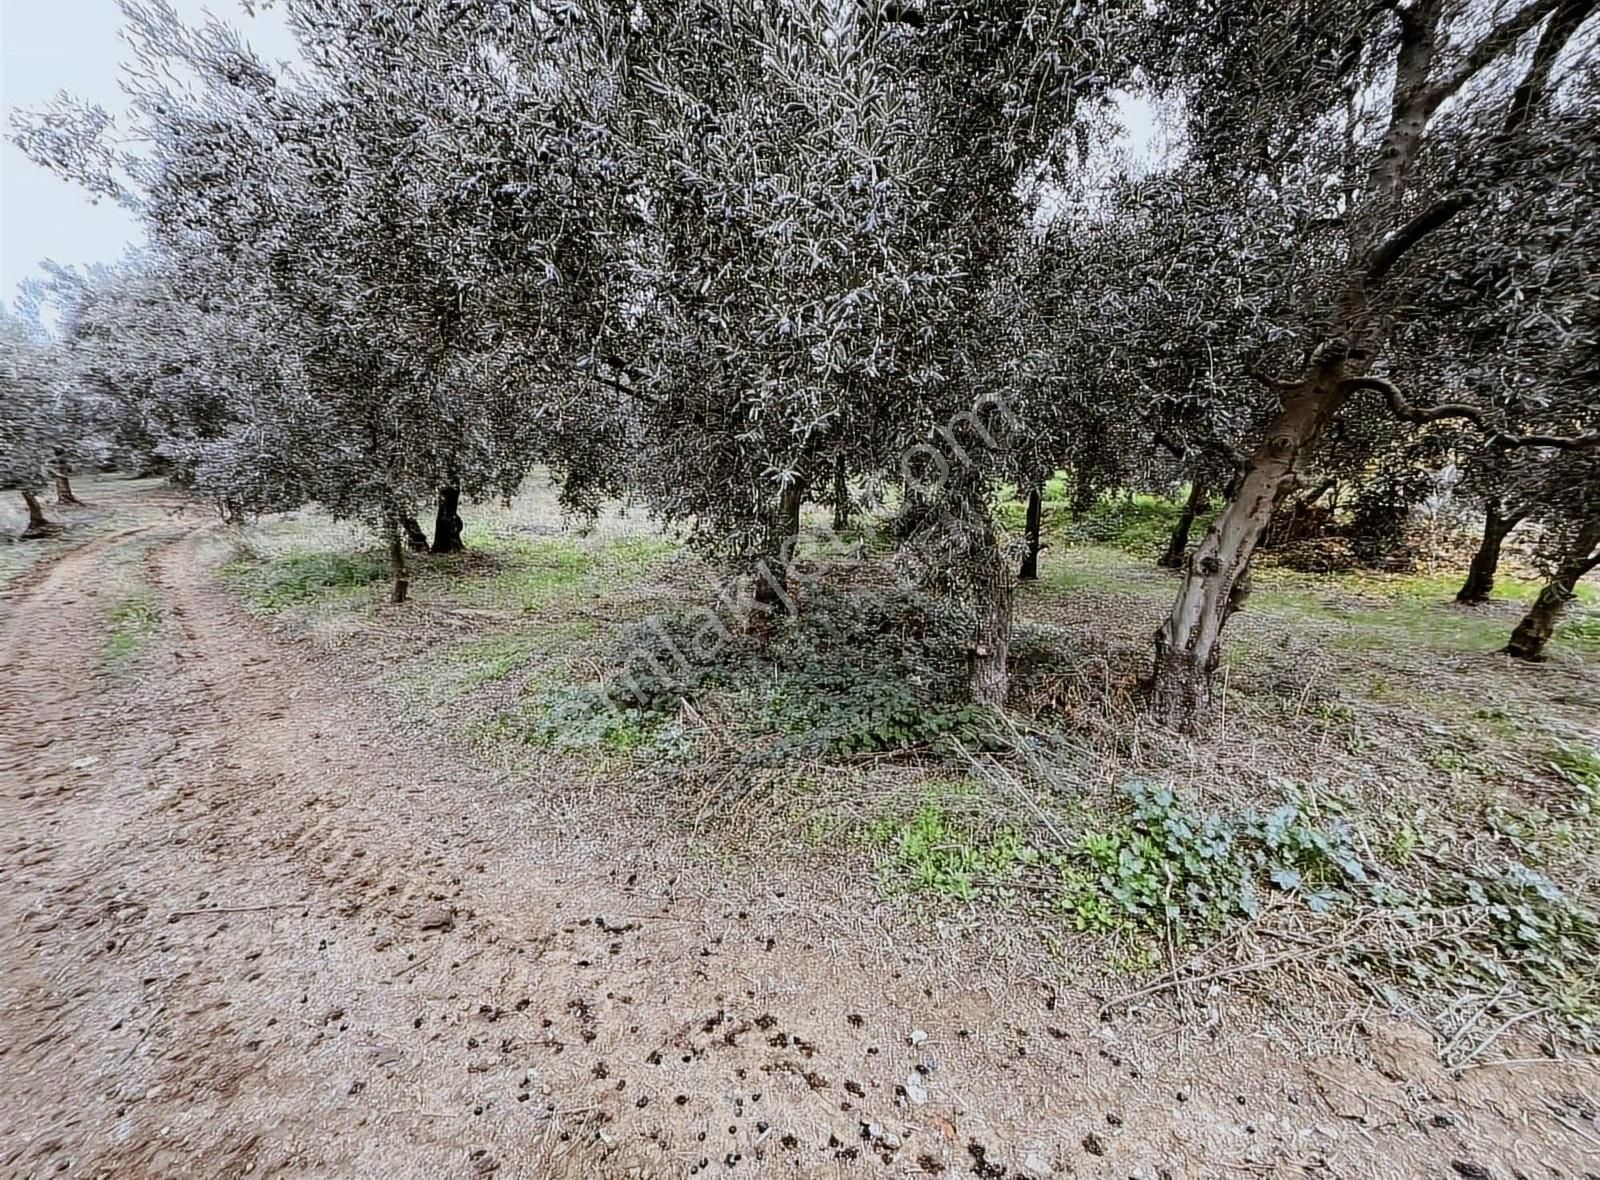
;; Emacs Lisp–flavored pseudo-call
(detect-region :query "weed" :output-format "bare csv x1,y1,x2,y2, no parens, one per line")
532,584,1009,762
879,801,1030,902
1548,743,1600,816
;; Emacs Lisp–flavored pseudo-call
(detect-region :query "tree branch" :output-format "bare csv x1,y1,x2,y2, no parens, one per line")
1152,430,1187,460
581,369,663,407
1426,0,1563,110
1503,0,1599,134
1246,366,1299,393
1340,376,1600,450
1364,194,1472,288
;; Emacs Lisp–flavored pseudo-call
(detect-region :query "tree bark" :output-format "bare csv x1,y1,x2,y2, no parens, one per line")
400,513,430,553
752,481,805,624
1018,485,1042,580
430,486,465,554
19,490,60,539
831,455,851,532
53,450,84,506
388,521,411,605
1505,521,1600,661
1456,499,1523,604
969,543,1016,708
1158,481,1208,569
1150,373,1346,729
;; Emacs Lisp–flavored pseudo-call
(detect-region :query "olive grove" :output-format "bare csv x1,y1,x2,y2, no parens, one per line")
9,0,1600,725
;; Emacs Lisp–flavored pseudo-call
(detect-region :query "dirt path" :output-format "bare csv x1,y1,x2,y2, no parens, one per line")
3,488,1597,1179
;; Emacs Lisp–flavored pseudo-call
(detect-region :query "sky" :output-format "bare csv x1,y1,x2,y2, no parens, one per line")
0,0,297,305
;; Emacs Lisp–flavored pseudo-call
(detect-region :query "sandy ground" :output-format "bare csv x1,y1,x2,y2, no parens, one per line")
3,482,1598,1179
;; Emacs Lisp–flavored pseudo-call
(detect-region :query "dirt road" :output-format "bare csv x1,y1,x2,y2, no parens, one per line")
3,485,1596,1179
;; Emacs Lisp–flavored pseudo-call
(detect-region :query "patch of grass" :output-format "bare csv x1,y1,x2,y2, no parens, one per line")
876,798,1030,902
0,543,47,593
508,682,692,758
1557,609,1600,656
1548,743,1600,817
104,594,162,666
1038,545,1173,600
485,583,1009,765
225,549,388,611
1245,574,1527,653
867,775,1600,1043
459,535,679,613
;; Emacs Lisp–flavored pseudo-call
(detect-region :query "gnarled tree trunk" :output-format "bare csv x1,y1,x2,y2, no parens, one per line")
1150,373,1347,728
1018,485,1042,580
1505,520,1600,661
53,450,84,506
969,540,1016,708
1158,481,1207,569
1456,499,1523,604
430,486,465,554
19,490,60,539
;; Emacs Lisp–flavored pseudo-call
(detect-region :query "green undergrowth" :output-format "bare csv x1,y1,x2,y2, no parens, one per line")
996,481,1214,559
485,583,1009,764
871,778,1600,1043
406,619,604,707
223,549,389,611
104,593,162,666
223,529,677,618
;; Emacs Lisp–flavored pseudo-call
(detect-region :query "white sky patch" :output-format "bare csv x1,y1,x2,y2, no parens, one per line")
0,0,298,305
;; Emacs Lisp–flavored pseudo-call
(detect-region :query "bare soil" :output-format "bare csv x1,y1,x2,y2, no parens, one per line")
3,483,1598,1179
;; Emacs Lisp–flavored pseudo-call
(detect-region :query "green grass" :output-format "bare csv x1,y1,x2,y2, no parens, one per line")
456,534,679,612
874,796,1030,902
0,544,44,594
224,549,389,611
409,620,602,704
104,594,162,666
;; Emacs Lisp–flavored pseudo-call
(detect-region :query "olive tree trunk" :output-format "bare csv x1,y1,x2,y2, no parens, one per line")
1018,485,1042,580
53,450,84,506
400,513,430,553
19,490,61,539
388,520,411,604
430,486,465,554
1456,499,1523,604
969,539,1017,708
1505,520,1600,661
1150,375,1346,728
1158,481,1208,570
831,455,851,532
752,481,805,622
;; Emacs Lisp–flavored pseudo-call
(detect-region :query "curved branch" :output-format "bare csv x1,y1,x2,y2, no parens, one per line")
581,368,663,407
1340,376,1600,450
1364,195,1471,288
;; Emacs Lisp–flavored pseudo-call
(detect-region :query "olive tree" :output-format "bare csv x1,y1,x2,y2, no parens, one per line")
1139,0,1600,726
0,308,65,537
